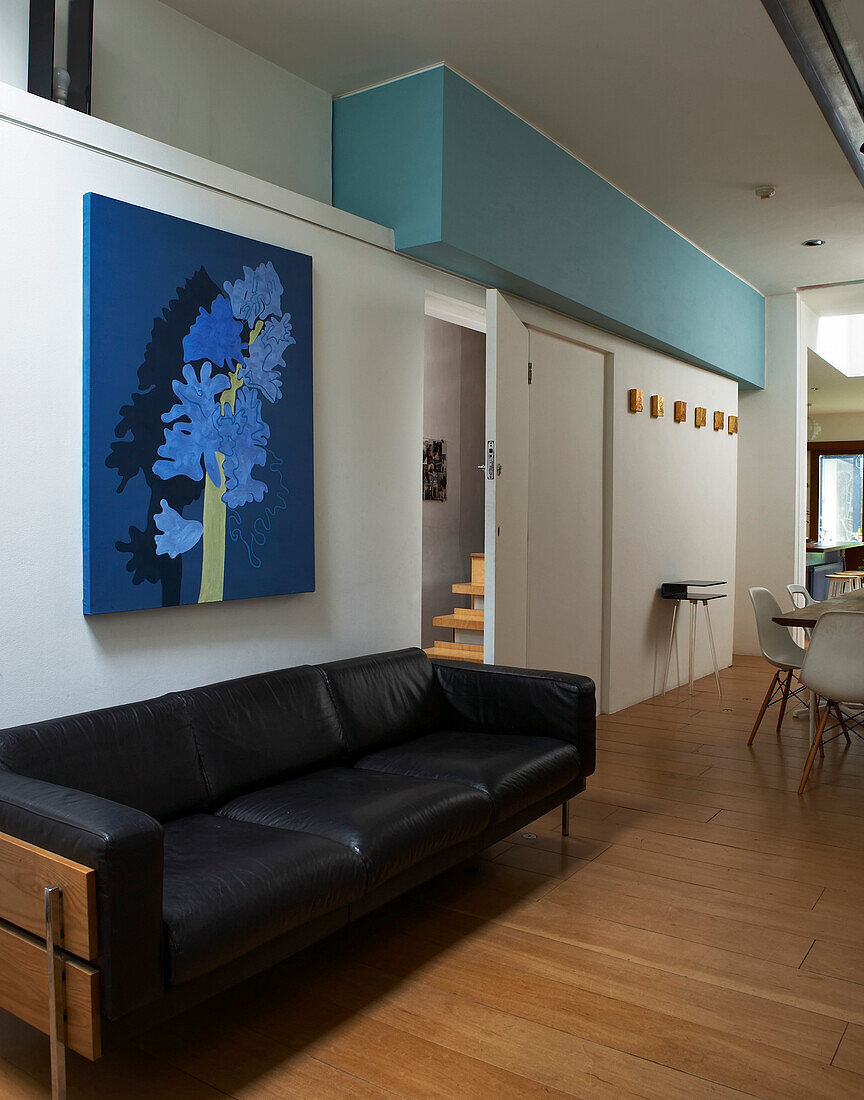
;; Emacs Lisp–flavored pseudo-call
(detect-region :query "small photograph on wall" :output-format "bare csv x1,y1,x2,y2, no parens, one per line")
423,439,447,501
83,194,314,614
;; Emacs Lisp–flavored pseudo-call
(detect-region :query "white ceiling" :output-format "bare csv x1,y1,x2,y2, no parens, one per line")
803,285,864,414
161,0,864,295
808,349,864,414
801,281,864,316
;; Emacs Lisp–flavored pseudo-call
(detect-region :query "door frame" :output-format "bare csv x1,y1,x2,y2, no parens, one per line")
422,291,488,656
425,291,486,334
485,294,613,709
424,289,614,712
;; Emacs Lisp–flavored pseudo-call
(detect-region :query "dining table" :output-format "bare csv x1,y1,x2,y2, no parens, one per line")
772,588,864,629
772,589,864,741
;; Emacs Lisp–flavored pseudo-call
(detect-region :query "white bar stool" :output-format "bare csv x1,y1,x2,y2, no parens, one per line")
826,572,864,597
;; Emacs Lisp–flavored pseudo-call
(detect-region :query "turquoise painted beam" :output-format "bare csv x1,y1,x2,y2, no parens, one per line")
333,66,765,389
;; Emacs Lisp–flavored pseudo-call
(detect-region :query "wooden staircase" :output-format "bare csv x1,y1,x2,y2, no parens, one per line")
425,553,485,663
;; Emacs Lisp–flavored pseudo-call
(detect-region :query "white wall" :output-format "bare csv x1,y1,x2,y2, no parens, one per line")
0,75,744,724
810,412,864,441
734,294,805,654
0,83,483,726
0,0,332,202
0,0,28,91
605,348,738,711
505,303,739,714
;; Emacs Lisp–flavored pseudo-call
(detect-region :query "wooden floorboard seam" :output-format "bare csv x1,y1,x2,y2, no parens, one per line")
831,1023,851,1068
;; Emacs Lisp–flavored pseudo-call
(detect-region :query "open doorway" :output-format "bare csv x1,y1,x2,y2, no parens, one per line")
421,297,487,662
802,286,864,598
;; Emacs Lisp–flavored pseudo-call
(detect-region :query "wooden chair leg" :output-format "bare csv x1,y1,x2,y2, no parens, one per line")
748,670,779,745
833,705,852,744
799,706,830,794
776,671,792,732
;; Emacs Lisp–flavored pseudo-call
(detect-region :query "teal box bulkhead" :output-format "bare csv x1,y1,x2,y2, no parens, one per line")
333,66,764,389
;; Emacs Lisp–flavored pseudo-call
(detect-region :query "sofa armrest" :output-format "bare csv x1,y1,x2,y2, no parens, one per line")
0,769,164,1019
431,661,596,776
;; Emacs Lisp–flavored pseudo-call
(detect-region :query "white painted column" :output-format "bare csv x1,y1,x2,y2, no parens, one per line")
734,293,806,655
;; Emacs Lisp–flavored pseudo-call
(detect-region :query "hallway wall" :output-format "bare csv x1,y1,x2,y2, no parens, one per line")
488,297,738,714
0,81,483,726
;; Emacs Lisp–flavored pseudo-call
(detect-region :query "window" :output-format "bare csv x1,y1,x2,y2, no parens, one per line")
809,442,864,545
817,453,864,544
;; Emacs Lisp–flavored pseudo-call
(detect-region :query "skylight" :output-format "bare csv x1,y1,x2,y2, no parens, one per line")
815,314,864,377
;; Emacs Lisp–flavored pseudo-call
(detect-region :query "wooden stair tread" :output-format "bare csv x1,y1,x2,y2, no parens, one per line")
425,643,484,664
428,554,484,664
432,613,484,631
452,605,483,619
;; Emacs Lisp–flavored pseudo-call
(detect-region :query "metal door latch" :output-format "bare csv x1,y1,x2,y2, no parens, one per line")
486,440,495,479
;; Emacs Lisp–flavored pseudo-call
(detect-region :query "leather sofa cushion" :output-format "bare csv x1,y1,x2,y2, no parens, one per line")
0,695,207,822
219,767,492,889
315,649,451,757
432,661,596,775
178,665,347,804
162,815,366,986
355,730,581,822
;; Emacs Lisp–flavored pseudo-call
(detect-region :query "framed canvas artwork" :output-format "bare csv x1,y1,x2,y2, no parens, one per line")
84,194,314,614
423,439,447,501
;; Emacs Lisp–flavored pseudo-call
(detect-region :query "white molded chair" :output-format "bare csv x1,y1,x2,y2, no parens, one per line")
748,587,808,744
798,612,864,793
786,583,815,608
787,582,815,643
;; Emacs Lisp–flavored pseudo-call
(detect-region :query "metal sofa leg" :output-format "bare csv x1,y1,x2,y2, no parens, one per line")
45,887,67,1100
561,800,570,837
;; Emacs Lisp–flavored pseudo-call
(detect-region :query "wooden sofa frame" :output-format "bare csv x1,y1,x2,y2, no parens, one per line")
0,831,100,1099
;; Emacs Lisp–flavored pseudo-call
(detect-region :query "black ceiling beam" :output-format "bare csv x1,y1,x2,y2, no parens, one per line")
26,0,94,113
761,0,864,190
27,0,55,101
809,0,864,115
66,0,94,113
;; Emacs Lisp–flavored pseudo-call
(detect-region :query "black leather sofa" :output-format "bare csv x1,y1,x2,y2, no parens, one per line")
0,647,595,1051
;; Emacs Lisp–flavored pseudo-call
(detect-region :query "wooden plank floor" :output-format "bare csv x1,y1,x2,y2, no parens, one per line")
1,655,863,1097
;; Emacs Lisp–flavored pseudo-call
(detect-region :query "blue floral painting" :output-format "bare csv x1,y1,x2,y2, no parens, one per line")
83,195,314,614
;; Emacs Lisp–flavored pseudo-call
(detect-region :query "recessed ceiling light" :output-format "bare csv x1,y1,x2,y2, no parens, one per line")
802,238,826,246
